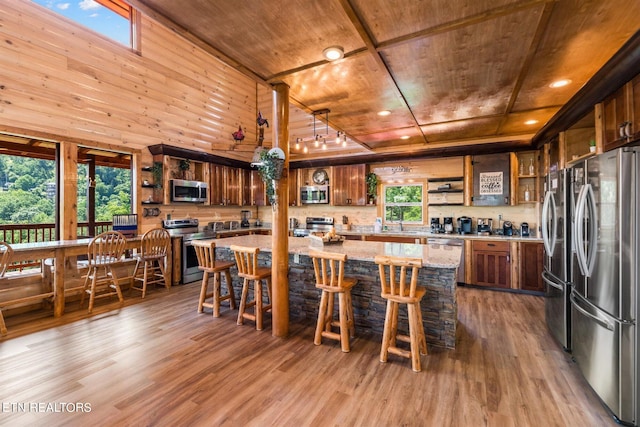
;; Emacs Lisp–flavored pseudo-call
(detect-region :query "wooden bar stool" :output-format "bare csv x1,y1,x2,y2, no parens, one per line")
81,231,127,313
230,245,272,330
131,228,170,298
192,240,236,317
374,255,428,372
310,249,357,352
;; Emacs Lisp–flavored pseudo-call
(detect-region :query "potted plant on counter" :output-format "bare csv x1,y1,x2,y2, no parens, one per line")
366,172,379,204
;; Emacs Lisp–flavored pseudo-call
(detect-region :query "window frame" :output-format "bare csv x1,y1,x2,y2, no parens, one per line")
382,183,424,224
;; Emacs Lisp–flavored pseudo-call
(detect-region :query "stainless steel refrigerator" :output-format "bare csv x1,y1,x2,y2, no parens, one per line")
542,168,572,351
570,146,639,425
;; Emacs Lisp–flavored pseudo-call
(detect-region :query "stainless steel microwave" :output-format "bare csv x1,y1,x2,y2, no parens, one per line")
300,185,329,204
170,179,207,203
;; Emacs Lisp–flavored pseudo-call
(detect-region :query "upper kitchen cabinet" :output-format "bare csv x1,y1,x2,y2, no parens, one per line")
562,109,597,166
470,153,510,206
210,164,241,206
288,169,299,207
332,164,367,206
251,170,266,206
601,74,640,152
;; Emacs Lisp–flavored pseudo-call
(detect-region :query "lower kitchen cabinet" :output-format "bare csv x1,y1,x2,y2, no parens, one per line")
471,240,510,288
519,242,544,292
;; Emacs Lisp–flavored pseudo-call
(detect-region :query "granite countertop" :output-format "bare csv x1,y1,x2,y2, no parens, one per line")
338,229,542,242
211,235,461,269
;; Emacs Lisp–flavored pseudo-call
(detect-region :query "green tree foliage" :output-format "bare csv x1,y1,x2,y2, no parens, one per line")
0,155,131,225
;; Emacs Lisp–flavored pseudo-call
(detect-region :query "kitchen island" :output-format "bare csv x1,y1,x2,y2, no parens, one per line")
210,235,461,349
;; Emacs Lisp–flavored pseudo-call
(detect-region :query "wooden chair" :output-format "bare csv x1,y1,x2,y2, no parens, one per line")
310,249,357,353
192,240,236,317
81,231,127,313
131,228,170,298
230,245,272,330
0,242,56,335
374,255,428,372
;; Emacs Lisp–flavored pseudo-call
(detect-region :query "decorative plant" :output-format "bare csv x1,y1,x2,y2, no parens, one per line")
254,149,284,205
151,161,163,188
366,172,379,200
179,158,191,179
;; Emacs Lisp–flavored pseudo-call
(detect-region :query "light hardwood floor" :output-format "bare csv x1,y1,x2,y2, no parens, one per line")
0,283,617,426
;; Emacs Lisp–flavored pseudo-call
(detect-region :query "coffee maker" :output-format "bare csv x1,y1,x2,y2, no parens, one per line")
520,222,530,237
503,220,513,236
477,218,493,235
241,210,251,228
457,216,472,234
430,217,441,233
443,217,454,234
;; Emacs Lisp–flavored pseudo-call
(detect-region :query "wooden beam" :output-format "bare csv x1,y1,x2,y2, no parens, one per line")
59,141,78,240
271,83,290,338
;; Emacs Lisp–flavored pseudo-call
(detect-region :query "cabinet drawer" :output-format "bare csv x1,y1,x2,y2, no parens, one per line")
472,240,509,252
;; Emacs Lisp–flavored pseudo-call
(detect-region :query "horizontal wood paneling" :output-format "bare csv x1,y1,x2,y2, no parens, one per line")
0,1,262,159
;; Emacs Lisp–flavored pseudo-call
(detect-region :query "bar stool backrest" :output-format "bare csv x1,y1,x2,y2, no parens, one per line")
88,231,127,266
309,249,348,291
140,228,170,258
374,255,423,299
0,242,13,277
192,240,216,270
230,245,261,278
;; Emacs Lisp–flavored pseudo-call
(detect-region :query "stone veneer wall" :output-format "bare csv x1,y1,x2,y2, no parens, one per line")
215,248,458,349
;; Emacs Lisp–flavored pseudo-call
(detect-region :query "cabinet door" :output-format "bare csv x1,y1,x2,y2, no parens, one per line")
288,169,298,206
472,153,510,206
520,242,544,292
630,74,640,143
332,164,366,206
472,241,510,288
602,86,627,152
240,169,251,206
225,167,240,206
251,170,266,206
210,164,225,205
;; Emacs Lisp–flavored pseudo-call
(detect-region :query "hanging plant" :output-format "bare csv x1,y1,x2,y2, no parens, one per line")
253,148,284,205
366,172,379,201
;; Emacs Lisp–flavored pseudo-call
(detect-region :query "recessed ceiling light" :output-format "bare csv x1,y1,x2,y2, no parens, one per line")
549,79,571,88
400,135,410,140
322,46,344,61
377,110,391,116
524,119,539,125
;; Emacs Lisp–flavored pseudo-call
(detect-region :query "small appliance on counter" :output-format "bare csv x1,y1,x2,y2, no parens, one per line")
503,221,513,236
430,217,441,233
477,218,492,235
443,217,454,234
241,210,251,228
520,222,530,237
457,216,472,234
289,217,299,230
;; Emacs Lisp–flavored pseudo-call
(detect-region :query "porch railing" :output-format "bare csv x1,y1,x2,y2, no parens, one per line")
0,222,112,271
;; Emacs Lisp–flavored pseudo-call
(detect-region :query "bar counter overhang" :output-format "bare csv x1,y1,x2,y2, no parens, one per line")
211,235,461,349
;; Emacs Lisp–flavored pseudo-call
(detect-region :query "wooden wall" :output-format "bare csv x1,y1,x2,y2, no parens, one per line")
0,1,264,158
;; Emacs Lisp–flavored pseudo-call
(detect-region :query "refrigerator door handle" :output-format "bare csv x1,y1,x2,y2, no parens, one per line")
570,292,614,331
575,183,598,277
541,190,557,256
542,270,564,291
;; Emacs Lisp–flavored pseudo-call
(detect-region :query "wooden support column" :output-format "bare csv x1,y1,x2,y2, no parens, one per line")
271,82,290,337
59,141,78,240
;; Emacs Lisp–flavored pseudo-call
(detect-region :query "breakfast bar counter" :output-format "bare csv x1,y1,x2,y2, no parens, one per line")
211,235,461,349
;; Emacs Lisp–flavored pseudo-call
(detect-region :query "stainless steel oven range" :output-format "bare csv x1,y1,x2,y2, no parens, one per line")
162,218,216,284
292,217,334,237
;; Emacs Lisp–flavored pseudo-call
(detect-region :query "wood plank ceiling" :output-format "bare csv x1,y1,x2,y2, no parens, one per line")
127,1,640,161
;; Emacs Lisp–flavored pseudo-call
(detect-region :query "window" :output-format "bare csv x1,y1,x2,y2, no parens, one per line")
31,0,132,47
383,184,423,223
